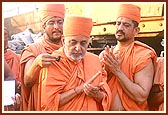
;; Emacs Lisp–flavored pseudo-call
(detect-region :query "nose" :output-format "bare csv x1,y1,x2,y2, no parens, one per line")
75,43,81,51
118,24,124,30
53,23,59,29
117,23,124,30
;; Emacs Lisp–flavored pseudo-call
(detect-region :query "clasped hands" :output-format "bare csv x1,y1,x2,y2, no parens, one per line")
100,45,121,76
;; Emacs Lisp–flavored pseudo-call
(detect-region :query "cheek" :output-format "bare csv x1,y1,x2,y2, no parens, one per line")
65,45,73,53
45,26,53,32
59,26,63,31
81,47,87,53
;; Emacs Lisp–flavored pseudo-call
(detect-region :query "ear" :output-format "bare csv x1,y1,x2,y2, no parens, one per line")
41,23,46,31
134,27,140,36
61,35,65,45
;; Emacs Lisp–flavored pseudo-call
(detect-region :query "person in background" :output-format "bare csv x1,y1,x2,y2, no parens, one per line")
4,27,21,92
4,60,22,111
99,4,157,111
148,44,164,111
19,3,65,110
40,15,112,111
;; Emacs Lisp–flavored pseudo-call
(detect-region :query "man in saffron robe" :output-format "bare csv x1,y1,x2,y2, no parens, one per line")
148,56,164,111
99,4,157,111
19,4,65,110
4,27,21,111
41,15,112,111
4,27,21,83
4,60,22,111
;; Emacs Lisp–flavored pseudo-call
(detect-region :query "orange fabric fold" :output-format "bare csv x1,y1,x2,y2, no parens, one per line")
63,15,93,38
39,4,65,24
116,4,141,23
107,41,157,110
41,47,112,111
19,36,62,111
4,49,21,80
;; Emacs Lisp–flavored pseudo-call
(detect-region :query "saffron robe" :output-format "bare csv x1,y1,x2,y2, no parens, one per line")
107,41,157,111
4,49,21,80
41,47,112,111
19,36,62,111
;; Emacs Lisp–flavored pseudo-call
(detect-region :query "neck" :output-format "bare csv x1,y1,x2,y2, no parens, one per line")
44,33,62,45
116,39,134,50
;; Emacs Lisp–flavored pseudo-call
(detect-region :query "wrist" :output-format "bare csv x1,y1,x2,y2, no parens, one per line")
74,86,83,95
74,88,78,95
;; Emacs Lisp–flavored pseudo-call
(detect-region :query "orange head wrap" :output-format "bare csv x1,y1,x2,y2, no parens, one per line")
116,4,141,23
63,15,93,38
38,4,65,24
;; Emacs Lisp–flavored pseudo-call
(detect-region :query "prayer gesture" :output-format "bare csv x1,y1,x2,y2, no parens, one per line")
83,71,104,103
102,45,121,76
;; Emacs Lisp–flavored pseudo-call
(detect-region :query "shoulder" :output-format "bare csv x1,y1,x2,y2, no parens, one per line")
21,42,45,54
133,41,157,72
134,41,157,58
134,41,156,52
84,52,100,63
85,52,99,58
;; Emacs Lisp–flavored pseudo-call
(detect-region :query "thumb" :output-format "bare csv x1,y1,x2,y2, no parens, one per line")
97,82,104,89
87,71,101,84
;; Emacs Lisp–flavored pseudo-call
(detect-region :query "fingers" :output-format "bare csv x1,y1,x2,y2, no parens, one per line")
83,82,104,97
38,54,60,67
15,93,21,105
83,84,98,94
97,82,104,89
103,45,120,68
11,93,21,106
86,71,101,84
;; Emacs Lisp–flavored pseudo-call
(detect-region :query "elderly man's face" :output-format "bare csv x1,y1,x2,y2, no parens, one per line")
43,17,64,43
63,35,89,62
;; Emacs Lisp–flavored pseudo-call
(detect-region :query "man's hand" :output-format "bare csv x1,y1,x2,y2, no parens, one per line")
11,93,22,110
102,45,121,76
35,53,57,67
83,71,104,103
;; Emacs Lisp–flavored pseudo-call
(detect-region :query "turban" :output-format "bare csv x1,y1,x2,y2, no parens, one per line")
116,4,141,23
63,15,93,38
38,4,65,24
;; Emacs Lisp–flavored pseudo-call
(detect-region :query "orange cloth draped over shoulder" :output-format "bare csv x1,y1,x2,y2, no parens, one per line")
19,37,62,111
107,41,157,110
40,47,112,111
38,4,65,24
116,4,141,23
4,49,21,80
